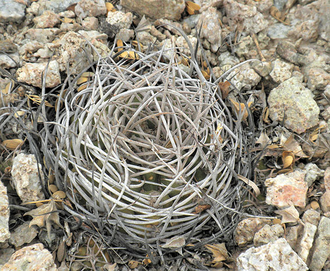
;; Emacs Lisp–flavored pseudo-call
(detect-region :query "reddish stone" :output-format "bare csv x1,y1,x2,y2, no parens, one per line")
265,170,308,208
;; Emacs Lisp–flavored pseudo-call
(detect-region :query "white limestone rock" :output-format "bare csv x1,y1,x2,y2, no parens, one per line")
237,238,308,271
0,181,10,243
11,153,45,203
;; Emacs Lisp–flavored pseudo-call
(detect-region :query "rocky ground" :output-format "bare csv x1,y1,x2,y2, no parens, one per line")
0,0,330,270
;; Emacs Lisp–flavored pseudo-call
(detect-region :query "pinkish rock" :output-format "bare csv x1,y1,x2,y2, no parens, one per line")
16,60,61,88
121,0,185,21
320,190,330,213
265,170,308,208
75,0,107,19
33,10,60,28
324,167,330,191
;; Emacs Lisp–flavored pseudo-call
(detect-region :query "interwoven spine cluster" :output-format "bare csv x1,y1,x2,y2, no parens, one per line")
53,44,249,250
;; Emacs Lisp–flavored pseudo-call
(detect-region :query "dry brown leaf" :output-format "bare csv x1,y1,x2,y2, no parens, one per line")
57,240,66,262
205,243,229,267
215,123,223,143
309,123,326,144
162,236,185,248
229,98,252,121
62,17,74,23
267,144,280,149
77,76,88,85
310,201,320,210
66,3,77,12
48,184,58,193
142,256,152,266
255,132,271,148
272,218,282,225
105,2,116,12
0,93,19,107
28,94,53,107
4,80,14,94
270,6,290,25
218,81,231,99
81,72,94,77
14,110,26,118
237,174,260,196
117,39,123,52
262,107,270,123
186,1,201,15
128,260,140,269
275,204,300,224
179,56,190,66
118,51,139,60
282,151,294,168
52,190,66,200
277,168,293,174
309,133,318,143
282,134,308,158
1,139,24,150
25,199,62,240
202,68,210,80
105,263,117,271
194,204,211,214
131,40,144,51
77,84,88,92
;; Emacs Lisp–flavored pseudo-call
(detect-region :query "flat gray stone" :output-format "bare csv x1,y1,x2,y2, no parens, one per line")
0,0,25,23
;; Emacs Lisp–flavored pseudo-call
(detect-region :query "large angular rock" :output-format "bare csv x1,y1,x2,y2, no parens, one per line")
16,61,61,89
234,218,271,247
265,169,308,208
223,0,268,33
0,0,26,23
11,153,45,203
197,7,222,53
0,181,10,243
237,238,308,271
309,217,330,271
121,0,185,21
268,77,319,134
75,0,107,19
1,244,57,271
